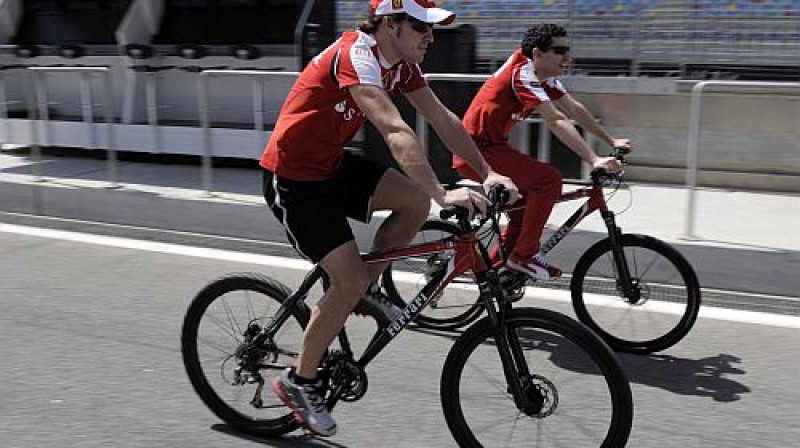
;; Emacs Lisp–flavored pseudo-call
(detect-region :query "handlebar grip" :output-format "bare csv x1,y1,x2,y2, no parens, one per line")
440,206,463,220
488,184,509,206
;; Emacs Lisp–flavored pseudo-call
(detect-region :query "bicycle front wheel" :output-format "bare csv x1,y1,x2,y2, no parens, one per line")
441,308,633,447
382,219,484,331
181,273,310,437
571,233,701,354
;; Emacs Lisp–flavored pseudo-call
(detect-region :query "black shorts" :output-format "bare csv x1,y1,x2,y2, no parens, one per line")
262,153,388,263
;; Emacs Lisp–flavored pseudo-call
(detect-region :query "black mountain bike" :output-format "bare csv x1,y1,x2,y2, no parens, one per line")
181,186,633,447
382,161,701,354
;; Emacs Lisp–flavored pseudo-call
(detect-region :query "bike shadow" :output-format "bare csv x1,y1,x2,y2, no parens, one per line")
409,325,750,402
616,352,750,402
211,424,350,447
518,330,751,402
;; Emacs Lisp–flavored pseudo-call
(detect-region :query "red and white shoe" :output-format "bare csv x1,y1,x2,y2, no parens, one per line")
507,254,563,280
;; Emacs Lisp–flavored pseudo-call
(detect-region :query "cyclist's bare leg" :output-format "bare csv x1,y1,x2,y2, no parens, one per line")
295,240,370,379
367,168,430,280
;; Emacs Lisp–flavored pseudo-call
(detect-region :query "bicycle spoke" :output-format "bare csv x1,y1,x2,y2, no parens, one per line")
221,297,245,338
203,311,245,344
183,275,308,435
446,323,621,446
572,234,700,353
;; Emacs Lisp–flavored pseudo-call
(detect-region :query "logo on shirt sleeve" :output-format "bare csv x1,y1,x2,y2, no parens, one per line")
334,100,365,121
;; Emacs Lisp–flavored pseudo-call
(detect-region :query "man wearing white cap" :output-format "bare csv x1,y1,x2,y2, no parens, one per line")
262,0,519,436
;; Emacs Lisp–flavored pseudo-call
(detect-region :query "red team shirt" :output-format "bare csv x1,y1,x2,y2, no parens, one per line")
260,31,428,181
455,48,566,168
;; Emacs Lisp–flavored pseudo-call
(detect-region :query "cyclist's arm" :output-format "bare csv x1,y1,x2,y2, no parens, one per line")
554,94,614,147
404,86,520,203
538,101,600,164
554,94,631,152
349,84,447,203
539,101,622,172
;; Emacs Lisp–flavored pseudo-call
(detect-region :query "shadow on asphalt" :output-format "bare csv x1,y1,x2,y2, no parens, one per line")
211,424,350,447
618,352,750,402
407,325,750,402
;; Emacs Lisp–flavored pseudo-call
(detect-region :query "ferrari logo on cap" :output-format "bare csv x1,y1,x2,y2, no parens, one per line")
392,0,403,9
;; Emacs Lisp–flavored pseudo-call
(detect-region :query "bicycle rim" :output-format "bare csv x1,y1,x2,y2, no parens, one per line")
441,308,633,447
571,234,701,354
181,273,309,436
382,219,484,331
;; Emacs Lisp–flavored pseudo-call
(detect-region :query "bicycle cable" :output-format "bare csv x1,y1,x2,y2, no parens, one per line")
604,175,634,216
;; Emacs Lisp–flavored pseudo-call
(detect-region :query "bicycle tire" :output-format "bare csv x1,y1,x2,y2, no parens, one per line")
441,308,633,447
181,273,311,437
571,233,701,354
382,219,484,331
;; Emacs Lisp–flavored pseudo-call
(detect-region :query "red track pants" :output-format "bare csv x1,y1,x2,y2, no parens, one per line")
454,144,563,263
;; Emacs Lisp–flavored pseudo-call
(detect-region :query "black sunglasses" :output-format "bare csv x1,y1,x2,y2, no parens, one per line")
548,45,571,55
407,16,434,33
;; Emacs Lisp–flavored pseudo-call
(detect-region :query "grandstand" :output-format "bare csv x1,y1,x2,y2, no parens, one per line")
337,0,800,79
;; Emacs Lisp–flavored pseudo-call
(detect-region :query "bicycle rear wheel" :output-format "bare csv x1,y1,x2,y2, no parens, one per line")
181,273,310,436
441,308,633,447
571,233,701,354
382,219,484,331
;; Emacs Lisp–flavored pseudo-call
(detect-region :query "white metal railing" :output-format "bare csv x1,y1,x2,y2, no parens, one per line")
197,69,299,193
684,80,800,239
27,66,119,187
11,66,799,239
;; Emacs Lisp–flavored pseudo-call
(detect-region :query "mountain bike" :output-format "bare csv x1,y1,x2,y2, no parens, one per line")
181,186,633,447
382,161,701,354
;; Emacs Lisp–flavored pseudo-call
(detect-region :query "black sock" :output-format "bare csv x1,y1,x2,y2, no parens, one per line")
291,371,318,386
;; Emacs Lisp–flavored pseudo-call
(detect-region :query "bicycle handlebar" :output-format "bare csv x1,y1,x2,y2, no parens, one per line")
439,184,509,223
590,152,627,184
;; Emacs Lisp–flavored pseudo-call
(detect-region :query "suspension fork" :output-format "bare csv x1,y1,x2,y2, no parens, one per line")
601,210,638,300
479,272,533,410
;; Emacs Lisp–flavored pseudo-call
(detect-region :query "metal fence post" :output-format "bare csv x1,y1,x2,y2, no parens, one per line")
27,66,120,186
197,69,300,195
684,80,800,240
101,69,119,188
197,71,213,195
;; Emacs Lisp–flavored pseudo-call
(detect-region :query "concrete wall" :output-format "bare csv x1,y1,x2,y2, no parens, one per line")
560,77,800,190
2,67,799,191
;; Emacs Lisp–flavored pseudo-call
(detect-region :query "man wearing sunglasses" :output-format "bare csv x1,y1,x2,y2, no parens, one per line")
453,23,632,280
262,0,519,436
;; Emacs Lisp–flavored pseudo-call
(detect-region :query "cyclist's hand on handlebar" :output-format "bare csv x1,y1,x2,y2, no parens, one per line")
442,187,490,220
482,171,521,205
593,156,624,173
612,138,632,154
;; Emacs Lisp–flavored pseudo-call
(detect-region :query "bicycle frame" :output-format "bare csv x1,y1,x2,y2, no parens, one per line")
500,175,637,300
361,221,537,410
539,180,616,257
254,226,487,366
358,229,489,365
253,210,536,409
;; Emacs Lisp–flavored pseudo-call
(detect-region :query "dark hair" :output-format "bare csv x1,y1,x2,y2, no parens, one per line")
521,24,567,58
358,13,409,34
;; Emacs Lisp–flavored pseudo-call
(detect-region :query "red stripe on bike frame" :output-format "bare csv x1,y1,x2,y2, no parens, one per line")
361,231,488,293
362,238,455,263
430,235,487,300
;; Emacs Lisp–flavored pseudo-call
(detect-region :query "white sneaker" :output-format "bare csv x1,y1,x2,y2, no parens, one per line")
271,369,337,436
507,253,563,280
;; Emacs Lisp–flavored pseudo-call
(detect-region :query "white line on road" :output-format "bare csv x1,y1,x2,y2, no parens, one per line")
3,222,799,329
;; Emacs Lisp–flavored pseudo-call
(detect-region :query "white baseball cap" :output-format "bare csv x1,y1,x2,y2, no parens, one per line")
370,0,456,25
